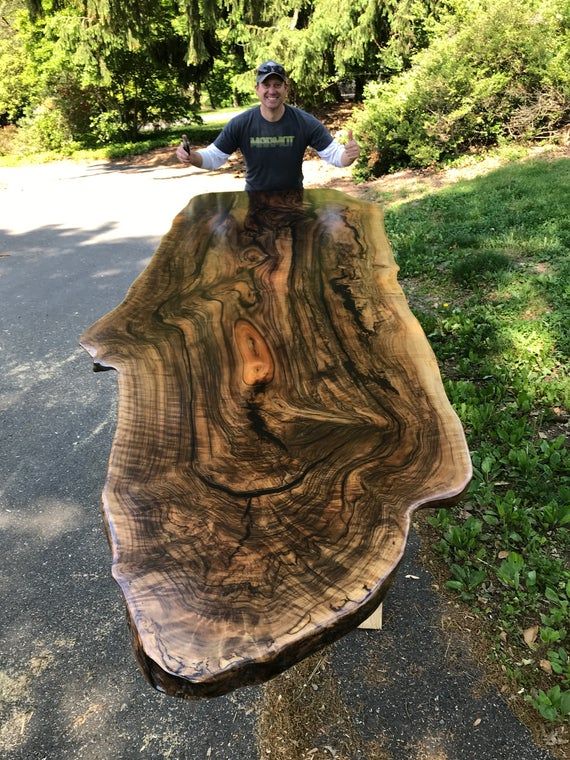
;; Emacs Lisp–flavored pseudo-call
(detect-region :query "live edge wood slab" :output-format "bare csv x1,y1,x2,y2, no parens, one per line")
80,189,471,699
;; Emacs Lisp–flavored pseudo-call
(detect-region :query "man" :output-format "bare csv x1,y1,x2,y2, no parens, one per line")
176,61,360,192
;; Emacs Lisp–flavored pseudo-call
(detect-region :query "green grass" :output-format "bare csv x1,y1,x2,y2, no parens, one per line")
383,154,570,725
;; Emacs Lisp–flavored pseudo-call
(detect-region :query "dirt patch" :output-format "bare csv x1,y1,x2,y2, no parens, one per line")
113,146,180,168
538,409,569,443
354,143,570,210
256,652,390,760
115,125,561,205
410,732,453,760
0,669,32,754
0,709,33,753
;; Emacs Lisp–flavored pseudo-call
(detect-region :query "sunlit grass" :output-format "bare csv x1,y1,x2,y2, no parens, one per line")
373,142,567,210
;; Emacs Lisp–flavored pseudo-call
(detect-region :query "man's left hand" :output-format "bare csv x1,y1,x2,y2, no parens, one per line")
341,130,360,166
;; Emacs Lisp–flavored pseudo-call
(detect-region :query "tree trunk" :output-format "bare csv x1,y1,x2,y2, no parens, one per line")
354,74,366,102
80,189,471,699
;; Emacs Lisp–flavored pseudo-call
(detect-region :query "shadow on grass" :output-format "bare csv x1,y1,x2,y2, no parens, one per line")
385,157,569,276
384,156,570,362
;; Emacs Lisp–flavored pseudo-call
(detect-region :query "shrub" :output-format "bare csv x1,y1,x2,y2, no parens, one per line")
89,110,124,144
204,55,252,109
14,99,79,153
353,0,570,176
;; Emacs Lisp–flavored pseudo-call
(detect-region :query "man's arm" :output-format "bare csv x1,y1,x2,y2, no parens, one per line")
177,115,244,171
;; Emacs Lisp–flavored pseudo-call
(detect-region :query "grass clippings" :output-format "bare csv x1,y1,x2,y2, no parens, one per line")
256,651,391,760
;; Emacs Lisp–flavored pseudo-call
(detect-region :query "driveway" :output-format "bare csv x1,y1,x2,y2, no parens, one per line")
0,155,556,759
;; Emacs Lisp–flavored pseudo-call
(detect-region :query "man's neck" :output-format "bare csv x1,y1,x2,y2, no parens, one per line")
259,104,286,122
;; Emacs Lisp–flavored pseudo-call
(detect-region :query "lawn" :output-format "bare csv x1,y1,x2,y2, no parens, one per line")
380,152,569,733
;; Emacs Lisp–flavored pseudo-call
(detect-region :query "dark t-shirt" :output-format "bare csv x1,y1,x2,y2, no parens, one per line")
214,105,333,192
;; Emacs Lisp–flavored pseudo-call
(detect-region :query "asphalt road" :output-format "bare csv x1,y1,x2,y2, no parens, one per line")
0,156,557,760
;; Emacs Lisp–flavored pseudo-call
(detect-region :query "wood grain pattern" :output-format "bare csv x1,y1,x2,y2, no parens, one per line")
80,189,471,698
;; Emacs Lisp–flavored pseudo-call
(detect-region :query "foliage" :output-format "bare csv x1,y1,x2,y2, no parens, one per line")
353,0,570,175
3,0,570,155
0,4,29,123
225,0,442,107
383,153,570,724
1,0,201,149
237,0,391,105
14,97,79,152
451,250,512,287
202,30,251,108
0,119,223,163
2,0,446,147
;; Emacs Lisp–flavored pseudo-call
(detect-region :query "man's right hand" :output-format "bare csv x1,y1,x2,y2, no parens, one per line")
176,142,192,163
176,137,202,167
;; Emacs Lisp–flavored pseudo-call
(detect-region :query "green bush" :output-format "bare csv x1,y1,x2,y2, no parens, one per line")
204,54,252,109
15,99,79,153
89,110,125,144
0,126,18,157
1,5,199,149
353,0,570,176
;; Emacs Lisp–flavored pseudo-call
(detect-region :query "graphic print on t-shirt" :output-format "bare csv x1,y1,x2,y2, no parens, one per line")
250,136,295,148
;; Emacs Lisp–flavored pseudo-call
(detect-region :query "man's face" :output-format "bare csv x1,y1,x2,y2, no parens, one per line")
255,75,288,111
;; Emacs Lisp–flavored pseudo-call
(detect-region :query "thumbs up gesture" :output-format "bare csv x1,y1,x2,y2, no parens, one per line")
341,129,360,167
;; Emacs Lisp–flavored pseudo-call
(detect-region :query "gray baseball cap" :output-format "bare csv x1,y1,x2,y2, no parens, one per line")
256,61,287,84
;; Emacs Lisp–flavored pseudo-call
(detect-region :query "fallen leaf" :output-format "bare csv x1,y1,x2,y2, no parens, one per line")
540,659,553,674
498,550,509,559
523,625,538,646
499,631,507,642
